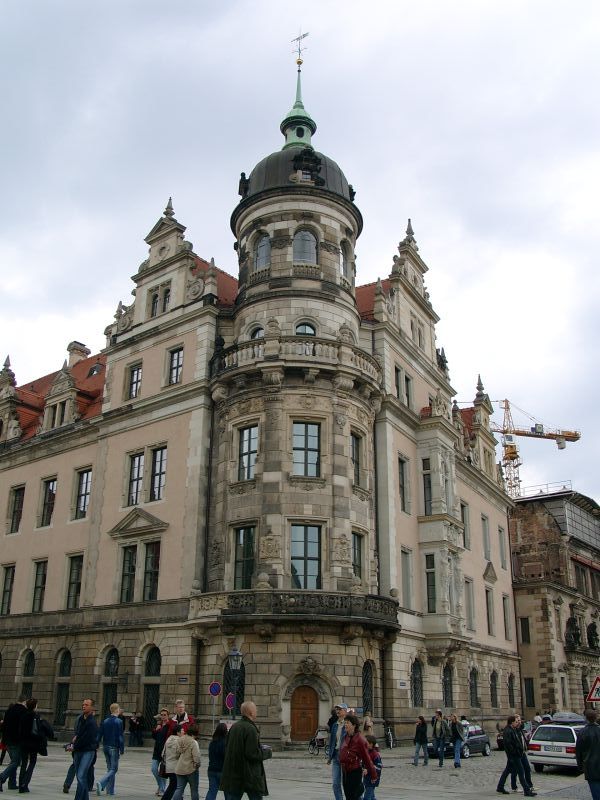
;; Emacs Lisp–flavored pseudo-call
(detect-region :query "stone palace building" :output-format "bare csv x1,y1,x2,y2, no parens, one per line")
0,63,521,742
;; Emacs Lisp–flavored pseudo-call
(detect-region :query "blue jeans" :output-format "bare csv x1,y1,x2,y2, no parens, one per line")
151,759,166,792
413,742,428,765
363,785,376,800
205,771,222,800
0,744,22,788
453,739,462,766
173,772,199,800
434,736,446,765
331,753,343,800
98,746,120,794
74,751,96,800
588,781,600,800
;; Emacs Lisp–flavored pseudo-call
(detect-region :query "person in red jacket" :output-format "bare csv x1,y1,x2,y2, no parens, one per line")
339,714,377,800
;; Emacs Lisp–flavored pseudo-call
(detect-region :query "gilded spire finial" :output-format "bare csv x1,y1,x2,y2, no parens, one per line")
281,31,317,149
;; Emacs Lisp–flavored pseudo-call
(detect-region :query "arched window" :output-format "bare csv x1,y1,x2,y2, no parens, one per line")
295,322,316,336
507,673,515,708
102,648,119,718
339,242,349,278
143,646,162,728
55,650,72,726
469,668,479,707
162,287,171,313
250,327,264,340
293,230,317,264
442,663,453,708
150,293,159,317
22,650,35,700
362,661,374,715
104,648,119,677
490,671,499,708
254,235,271,270
410,659,423,707
222,659,246,716
59,650,72,677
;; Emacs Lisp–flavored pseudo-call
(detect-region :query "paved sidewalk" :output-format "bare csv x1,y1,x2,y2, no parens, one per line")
3,743,590,800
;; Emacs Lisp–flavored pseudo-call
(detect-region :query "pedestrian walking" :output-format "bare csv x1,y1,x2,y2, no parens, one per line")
95,703,124,796
205,723,227,800
17,698,44,792
326,703,348,800
412,715,429,766
362,735,382,800
339,714,378,800
449,713,466,768
576,709,600,800
219,701,271,800
497,715,536,796
173,724,201,800
362,713,374,736
161,725,182,800
171,701,195,734
128,712,144,747
72,699,98,800
151,709,174,796
0,695,28,791
431,710,450,767
510,714,533,792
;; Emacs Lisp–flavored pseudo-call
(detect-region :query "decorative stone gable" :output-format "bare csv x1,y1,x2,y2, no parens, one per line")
0,357,21,442
107,507,169,539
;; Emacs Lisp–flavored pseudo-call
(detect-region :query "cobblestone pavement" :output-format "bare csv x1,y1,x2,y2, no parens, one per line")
7,744,590,800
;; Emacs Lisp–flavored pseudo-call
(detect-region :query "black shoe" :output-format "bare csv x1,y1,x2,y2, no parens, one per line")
524,793,537,797
0,778,4,793
62,788,69,795
497,789,510,795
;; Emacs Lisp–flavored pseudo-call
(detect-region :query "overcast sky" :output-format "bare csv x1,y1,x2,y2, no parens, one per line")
1,0,598,500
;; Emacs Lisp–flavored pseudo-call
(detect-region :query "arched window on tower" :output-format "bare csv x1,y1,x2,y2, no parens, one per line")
339,242,349,278
295,322,316,336
254,235,271,270
490,671,499,708
250,327,264,340
410,659,423,707
469,667,479,707
442,663,453,708
293,230,317,264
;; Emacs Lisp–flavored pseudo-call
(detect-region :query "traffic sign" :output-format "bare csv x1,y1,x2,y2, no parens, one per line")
225,692,235,711
209,681,222,697
586,675,600,703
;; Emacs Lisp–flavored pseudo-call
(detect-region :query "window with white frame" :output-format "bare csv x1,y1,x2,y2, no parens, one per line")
498,526,507,569
351,532,363,579
422,458,432,515
502,594,512,640
425,554,436,613
291,524,321,589
39,478,57,527
485,587,495,635
460,501,470,549
66,555,83,609
168,347,184,385
234,527,255,589
0,565,15,615
7,485,25,534
292,422,320,477
238,425,258,481
398,456,409,513
464,578,475,630
481,514,490,560
32,560,48,613
401,548,412,609
127,364,142,399
74,468,92,520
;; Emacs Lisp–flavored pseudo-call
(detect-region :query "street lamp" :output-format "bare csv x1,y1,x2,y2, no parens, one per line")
228,647,243,719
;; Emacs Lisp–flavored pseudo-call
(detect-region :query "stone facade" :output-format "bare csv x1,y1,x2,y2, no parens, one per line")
509,490,600,714
0,71,522,743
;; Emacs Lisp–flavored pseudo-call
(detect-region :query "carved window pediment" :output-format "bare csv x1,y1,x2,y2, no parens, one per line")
108,508,168,539
483,561,498,583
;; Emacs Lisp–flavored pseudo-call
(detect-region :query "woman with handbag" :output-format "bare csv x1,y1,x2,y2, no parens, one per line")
161,725,182,800
339,714,378,800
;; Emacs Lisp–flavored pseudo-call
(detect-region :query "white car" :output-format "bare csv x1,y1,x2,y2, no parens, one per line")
527,723,584,773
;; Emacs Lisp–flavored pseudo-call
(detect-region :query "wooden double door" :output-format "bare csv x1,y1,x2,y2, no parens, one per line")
290,685,319,741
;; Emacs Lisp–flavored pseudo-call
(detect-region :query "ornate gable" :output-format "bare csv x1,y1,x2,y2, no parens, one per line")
108,508,169,539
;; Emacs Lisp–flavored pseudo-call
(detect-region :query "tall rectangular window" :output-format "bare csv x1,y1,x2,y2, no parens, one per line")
519,616,531,644
351,532,362,579
574,564,588,595
422,458,432,515
485,587,495,635
1,565,15,615
40,478,57,527
481,514,490,560
128,364,142,399
234,527,255,589
465,578,475,630
460,502,470,549
66,555,83,609
523,677,535,708
404,374,413,408
350,433,361,486
238,426,258,481
143,541,161,601
502,594,512,640
394,367,401,400
149,447,167,501
425,553,436,613
291,524,321,589
128,453,144,506
120,545,137,603
498,526,507,569
32,560,48,613
401,548,412,609
8,486,25,534
398,458,408,512
292,422,320,477
168,347,183,385
75,469,92,520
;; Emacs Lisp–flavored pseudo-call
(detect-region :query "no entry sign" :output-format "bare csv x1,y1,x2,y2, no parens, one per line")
209,681,222,697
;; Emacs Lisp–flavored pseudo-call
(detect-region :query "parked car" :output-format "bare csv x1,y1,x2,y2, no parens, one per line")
428,725,491,758
527,723,584,773
497,721,533,751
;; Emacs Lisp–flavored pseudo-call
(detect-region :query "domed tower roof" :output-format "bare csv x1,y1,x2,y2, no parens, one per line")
231,56,361,233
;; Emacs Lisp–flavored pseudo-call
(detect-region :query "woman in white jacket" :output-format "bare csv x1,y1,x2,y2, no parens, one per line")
173,723,201,800
161,725,182,800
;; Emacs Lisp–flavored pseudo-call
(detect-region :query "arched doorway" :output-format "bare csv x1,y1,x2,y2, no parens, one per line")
290,685,318,741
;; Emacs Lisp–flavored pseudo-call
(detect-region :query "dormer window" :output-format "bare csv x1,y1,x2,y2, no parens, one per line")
293,230,317,264
162,287,171,313
150,293,159,318
296,322,316,336
254,235,271,270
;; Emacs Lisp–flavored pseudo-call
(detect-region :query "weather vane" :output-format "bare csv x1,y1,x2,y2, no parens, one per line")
291,30,309,65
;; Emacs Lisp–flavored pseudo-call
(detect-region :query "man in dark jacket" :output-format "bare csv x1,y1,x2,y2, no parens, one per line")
72,699,98,800
0,695,28,791
576,709,600,800
219,701,270,799
497,716,536,796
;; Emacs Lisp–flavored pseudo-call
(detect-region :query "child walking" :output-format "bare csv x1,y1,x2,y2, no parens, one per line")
363,735,382,800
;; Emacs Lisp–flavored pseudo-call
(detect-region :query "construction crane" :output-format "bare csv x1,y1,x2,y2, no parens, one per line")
490,399,581,499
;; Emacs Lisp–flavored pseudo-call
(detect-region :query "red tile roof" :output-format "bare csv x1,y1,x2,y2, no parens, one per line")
192,256,238,307
355,279,392,320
